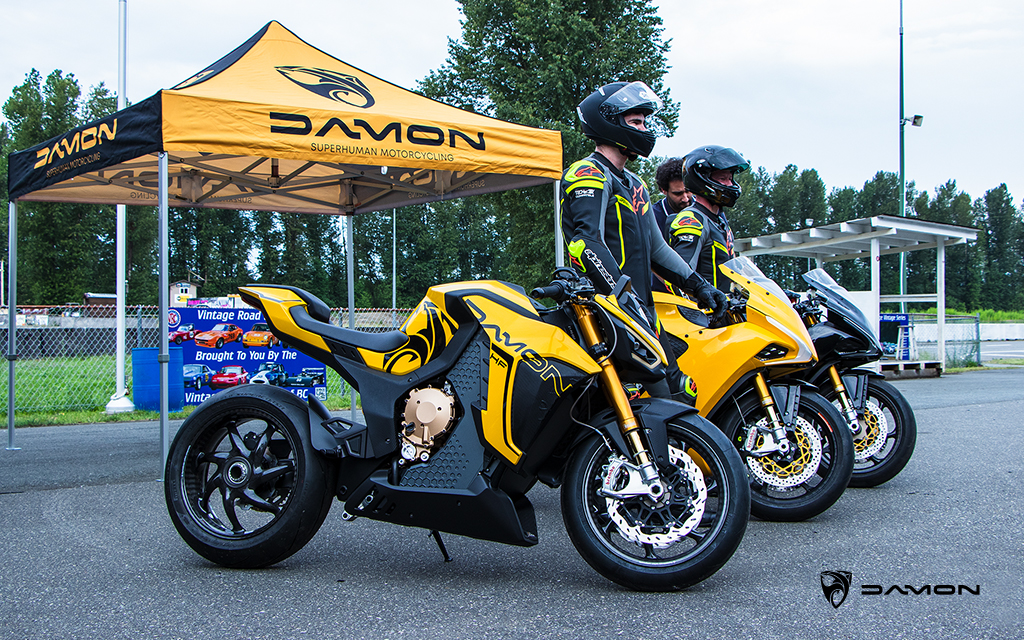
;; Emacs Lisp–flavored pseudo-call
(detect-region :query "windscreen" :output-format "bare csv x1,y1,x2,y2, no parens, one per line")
801,269,876,343
722,256,789,302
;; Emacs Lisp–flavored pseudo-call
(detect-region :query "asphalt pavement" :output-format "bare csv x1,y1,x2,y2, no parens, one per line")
1,369,1022,640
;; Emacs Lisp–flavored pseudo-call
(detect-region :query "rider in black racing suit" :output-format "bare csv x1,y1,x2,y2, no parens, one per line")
666,146,750,293
561,83,727,401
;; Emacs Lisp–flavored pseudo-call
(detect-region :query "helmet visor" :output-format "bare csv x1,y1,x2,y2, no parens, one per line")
706,147,750,174
598,81,663,117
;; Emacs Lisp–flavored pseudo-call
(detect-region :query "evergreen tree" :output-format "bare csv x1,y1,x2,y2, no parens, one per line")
2,70,126,304
419,0,678,289
978,184,1023,310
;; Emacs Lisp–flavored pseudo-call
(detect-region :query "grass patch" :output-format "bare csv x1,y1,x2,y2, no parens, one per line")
4,359,359,426
989,358,1024,366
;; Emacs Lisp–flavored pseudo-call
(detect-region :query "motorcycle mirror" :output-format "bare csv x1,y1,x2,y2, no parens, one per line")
611,275,633,299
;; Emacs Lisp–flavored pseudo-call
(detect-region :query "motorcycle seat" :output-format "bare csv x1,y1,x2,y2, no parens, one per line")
242,284,410,355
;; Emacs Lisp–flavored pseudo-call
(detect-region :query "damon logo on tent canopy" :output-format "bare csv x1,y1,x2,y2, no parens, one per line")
276,66,375,108
33,120,117,170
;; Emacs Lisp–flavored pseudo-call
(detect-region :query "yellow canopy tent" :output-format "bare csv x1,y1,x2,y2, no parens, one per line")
6,21,563,458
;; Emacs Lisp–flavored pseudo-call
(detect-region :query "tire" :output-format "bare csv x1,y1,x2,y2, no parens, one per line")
561,415,749,591
827,379,916,488
215,338,224,349
164,387,335,568
193,378,201,390
718,389,853,522
175,336,183,345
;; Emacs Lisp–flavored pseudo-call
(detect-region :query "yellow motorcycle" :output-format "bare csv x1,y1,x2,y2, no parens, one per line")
655,256,854,522
164,269,749,591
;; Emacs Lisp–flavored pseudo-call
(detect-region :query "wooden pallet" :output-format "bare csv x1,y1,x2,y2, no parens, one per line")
880,360,943,378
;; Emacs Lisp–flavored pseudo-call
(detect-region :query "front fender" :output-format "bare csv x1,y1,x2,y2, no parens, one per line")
586,398,698,468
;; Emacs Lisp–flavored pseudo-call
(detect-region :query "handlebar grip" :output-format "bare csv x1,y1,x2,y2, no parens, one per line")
530,281,567,300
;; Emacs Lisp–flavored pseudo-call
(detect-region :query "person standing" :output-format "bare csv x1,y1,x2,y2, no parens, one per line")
560,82,726,399
666,145,750,292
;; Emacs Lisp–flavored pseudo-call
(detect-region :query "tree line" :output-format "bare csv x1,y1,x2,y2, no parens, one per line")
2,0,1022,311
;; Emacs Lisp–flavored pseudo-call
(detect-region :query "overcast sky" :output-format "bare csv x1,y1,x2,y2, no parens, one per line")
3,0,1022,205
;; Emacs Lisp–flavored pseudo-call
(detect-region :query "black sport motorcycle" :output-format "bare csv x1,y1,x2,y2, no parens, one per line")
164,269,749,591
786,269,917,488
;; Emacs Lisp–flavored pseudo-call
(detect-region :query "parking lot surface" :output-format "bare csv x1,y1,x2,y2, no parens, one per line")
1,369,1022,640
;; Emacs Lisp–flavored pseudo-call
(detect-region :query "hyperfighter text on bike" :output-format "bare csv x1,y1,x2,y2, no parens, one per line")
164,269,749,591
655,257,854,522
786,268,917,488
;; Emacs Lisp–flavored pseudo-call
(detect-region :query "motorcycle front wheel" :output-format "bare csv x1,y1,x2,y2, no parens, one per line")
561,416,749,592
719,390,853,522
164,388,336,568
828,379,916,488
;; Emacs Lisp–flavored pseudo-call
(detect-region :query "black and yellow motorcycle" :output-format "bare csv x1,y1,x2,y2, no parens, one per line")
655,257,854,522
164,269,749,591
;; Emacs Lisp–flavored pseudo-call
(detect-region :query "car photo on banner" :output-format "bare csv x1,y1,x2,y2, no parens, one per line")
169,307,328,406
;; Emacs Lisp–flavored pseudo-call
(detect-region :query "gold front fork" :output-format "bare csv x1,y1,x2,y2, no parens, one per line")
752,373,792,454
572,302,662,488
828,365,862,438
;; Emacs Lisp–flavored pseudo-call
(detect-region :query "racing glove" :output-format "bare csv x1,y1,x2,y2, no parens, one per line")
684,273,729,320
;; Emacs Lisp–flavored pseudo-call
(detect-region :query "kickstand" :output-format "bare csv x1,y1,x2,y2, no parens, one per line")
429,529,453,563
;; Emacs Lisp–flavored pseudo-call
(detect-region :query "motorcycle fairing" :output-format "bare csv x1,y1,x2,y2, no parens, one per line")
460,291,599,465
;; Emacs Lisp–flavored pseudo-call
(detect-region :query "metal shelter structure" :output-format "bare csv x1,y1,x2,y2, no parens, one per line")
734,214,978,367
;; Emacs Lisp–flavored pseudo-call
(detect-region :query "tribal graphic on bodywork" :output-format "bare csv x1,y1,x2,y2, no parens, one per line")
380,301,458,374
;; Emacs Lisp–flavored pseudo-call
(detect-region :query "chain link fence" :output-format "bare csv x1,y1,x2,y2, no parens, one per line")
906,313,982,367
1,304,413,415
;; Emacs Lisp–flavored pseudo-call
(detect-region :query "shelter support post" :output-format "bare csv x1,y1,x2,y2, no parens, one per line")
937,237,946,368
871,238,881,341
7,202,19,450
554,181,563,268
346,215,356,423
159,152,169,478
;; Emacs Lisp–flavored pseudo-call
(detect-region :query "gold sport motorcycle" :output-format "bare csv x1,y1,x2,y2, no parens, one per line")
164,269,749,592
655,257,854,522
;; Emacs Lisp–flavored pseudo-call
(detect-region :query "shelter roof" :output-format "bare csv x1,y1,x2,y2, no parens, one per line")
8,21,562,214
735,215,978,263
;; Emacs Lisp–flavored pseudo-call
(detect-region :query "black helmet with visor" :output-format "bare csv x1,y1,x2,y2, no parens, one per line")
577,81,665,158
682,145,750,207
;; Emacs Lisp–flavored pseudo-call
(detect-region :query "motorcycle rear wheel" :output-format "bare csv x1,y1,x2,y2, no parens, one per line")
561,416,749,592
164,388,335,568
719,390,853,522
828,379,916,488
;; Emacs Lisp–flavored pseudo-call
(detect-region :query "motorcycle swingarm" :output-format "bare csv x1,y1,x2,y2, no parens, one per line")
306,395,383,458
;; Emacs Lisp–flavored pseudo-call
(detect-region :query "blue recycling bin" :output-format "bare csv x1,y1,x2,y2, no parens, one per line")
132,347,184,411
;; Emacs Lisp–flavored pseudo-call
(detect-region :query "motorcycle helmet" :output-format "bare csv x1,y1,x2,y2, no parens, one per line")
577,81,664,158
682,145,750,207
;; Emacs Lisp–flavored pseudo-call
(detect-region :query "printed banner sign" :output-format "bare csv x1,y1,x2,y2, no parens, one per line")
168,307,327,406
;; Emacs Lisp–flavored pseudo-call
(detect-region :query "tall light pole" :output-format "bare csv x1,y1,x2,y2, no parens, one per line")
107,0,135,413
898,0,923,313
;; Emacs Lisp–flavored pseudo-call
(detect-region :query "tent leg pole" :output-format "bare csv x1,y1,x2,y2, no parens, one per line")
554,181,563,268
346,215,356,423
7,202,20,451
159,152,169,479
